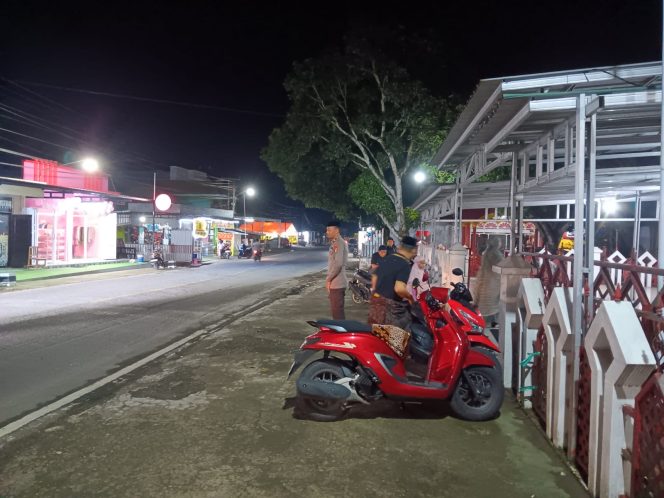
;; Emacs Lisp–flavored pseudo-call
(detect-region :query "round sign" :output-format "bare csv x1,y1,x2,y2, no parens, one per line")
155,193,172,211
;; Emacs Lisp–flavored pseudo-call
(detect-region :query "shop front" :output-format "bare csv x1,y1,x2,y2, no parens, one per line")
238,221,298,248
26,196,117,263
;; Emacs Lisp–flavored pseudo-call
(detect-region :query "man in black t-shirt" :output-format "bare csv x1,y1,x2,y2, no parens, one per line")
368,236,418,328
370,245,388,273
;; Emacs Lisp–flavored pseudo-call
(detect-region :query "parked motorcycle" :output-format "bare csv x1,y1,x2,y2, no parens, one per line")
349,268,372,304
237,246,253,259
150,250,167,269
288,267,503,422
253,248,262,262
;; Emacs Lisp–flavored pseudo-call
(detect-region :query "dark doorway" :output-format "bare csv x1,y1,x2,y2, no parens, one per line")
8,214,32,268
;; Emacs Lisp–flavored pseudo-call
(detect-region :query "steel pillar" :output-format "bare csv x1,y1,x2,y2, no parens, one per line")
586,113,597,323
510,152,517,255
568,94,586,459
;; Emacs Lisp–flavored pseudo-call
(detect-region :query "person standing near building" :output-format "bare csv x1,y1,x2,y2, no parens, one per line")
385,237,396,255
326,220,348,319
474,237,504,327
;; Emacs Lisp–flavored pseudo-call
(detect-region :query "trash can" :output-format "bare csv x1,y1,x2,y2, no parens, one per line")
137,254,144,263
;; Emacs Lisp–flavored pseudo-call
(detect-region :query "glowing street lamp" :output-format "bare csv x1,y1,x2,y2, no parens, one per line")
238,187,256,237
414,171,426,183
603,197,618,215
64,157,99,173
155,193,172,211
81,158,99,173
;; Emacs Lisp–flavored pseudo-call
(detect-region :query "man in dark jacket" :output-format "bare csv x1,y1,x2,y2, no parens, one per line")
368,236,418,328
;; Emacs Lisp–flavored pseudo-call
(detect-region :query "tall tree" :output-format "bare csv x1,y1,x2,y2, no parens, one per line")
262,39,454,237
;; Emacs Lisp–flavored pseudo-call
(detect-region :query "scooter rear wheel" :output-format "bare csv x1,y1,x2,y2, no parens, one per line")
294,360,348,422
450,366,503,421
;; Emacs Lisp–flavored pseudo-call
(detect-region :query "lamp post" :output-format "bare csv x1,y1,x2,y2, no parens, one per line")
414,171,426,241
151,171,172,251
152,172,156,249
238,187,256,239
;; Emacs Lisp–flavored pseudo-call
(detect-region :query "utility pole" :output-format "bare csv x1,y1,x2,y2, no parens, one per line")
152,172,156,249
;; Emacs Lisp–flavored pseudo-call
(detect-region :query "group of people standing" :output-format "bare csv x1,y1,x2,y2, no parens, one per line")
325,220,422,328
325,219,503,330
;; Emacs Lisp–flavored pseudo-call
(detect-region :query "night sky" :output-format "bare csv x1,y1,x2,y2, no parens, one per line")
0,0,661,222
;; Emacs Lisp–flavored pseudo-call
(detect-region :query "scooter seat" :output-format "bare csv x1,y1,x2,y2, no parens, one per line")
314,319,373,333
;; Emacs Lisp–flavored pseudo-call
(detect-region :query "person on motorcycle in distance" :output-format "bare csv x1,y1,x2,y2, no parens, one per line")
251,238,262,254
368,235,418,329
219,240,230,258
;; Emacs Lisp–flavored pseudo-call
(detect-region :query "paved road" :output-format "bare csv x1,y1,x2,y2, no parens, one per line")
0,278,588,498
0,247,328,425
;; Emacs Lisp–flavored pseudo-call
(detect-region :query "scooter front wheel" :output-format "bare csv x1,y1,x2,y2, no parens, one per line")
450,366,504,421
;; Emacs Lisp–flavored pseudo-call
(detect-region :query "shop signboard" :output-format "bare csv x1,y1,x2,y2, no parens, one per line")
193,218,208,239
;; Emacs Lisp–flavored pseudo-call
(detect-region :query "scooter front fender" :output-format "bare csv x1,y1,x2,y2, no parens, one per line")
468,334,500,353
463,348,497,369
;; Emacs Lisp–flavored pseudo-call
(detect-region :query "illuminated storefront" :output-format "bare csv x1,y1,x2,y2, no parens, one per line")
21,158,120,263
26,197,117,262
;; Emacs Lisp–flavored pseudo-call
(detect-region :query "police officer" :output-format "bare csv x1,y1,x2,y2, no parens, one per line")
325,220,348,319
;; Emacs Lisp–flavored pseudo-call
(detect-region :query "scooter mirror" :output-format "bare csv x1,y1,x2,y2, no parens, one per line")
452,267,464,276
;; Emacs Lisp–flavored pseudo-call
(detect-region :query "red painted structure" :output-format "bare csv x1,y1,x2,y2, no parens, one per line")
524,251,664,494
23,159,116,193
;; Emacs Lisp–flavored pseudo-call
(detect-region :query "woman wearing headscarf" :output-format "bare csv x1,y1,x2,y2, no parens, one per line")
406,256,427,300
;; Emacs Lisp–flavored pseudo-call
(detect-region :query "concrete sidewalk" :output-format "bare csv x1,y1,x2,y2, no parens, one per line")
0,272,588,498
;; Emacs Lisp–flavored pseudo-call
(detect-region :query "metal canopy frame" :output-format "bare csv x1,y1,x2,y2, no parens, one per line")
414,60,664,462
415,61,662,226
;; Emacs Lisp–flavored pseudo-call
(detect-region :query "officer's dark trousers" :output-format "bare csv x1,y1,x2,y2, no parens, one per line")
329,288,346,319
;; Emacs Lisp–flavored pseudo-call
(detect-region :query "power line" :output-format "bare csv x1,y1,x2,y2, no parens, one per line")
0,86,165,169
2,78,83,116
0,103,172,172
12,79,285,118
0,127,73,150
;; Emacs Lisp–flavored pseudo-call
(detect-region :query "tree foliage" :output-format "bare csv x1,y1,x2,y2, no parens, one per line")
262,38,454,237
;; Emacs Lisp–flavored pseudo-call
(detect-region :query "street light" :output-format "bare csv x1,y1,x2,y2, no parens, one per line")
238,187,256,237
64,157,99,173
413,171,427,242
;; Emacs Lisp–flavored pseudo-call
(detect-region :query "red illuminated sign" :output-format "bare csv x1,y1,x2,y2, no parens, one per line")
23,159,112,193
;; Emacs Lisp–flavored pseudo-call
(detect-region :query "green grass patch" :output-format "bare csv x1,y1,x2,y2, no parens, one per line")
9,262,142,281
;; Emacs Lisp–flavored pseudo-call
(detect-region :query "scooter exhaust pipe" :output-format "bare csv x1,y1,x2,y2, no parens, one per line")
296,377,352,401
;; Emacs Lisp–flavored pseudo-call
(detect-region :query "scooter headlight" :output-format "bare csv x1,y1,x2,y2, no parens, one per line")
457,309,484,334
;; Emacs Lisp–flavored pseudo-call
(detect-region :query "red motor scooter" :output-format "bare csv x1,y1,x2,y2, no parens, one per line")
288,268,503,421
